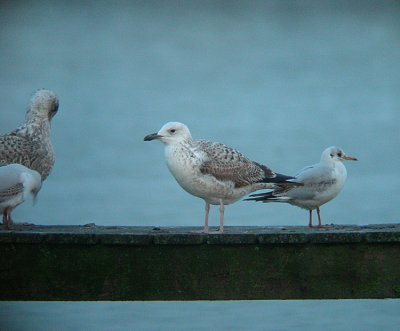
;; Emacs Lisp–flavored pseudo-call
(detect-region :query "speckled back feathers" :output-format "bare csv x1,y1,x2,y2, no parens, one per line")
197,140,275,188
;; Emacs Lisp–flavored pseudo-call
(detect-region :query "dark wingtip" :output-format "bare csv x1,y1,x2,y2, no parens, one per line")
254,162,301,186
244,190,275,202
260,172,302,186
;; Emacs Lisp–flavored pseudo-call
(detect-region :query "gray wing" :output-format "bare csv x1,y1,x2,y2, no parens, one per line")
296,163,336,187
0,134,33,167
274,163,336,199
197,140,274,188
0,182,24,203
0,165,25,203
269,163,335,198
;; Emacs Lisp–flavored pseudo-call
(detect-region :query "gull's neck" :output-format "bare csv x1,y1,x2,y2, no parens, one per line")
166,135,194,148
26,121,51,142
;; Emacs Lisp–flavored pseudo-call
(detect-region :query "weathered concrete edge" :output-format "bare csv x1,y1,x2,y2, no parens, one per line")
1,224,400,245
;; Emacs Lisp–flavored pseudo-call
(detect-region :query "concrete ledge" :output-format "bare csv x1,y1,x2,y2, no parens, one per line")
1,224,400,300
2,223,400,245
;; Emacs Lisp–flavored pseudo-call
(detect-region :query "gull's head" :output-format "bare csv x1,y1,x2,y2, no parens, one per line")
26,89,59,122
144,122,192,145
321,146,358,164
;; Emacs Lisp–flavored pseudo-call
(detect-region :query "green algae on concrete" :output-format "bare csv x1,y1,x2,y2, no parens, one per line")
1,224,400,300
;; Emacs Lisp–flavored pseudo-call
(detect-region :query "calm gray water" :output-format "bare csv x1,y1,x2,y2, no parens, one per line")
1,1,399,330
1,300,400,331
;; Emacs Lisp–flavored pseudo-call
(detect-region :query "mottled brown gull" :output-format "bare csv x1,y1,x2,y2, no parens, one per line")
0,164,42,229
144,122,300,233
0,89,59,181
246,146,357,227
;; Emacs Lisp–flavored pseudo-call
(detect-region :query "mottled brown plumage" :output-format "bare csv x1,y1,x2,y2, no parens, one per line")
198,140,275,188
144,122,299,232
0,89,59,181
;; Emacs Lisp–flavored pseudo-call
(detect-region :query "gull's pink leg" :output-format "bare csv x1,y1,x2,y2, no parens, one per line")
308,209,313,228
2,210,6,229
315,207,332,228
317,207,322,227
3,208,10,230
8,210,13,228
219,200,224,233
204,202,210,233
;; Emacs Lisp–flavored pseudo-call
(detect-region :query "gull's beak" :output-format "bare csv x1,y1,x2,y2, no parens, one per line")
342,155,358,161
48,101,59,121
144,133,162,141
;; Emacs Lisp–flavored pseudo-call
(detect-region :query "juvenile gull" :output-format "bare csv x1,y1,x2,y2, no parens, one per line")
245,146,357,227
0,164,42,229
0,89,59,181
144,122,300,233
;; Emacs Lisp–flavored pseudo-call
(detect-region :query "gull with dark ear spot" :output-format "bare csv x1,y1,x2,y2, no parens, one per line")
144,122,301,233
246,146,357,228
0,164,42,229
0,89,59,181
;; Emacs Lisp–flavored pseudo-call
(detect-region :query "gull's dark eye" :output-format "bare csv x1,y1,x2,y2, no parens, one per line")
330,153,334,157
169,129,176,134
337,152,342,157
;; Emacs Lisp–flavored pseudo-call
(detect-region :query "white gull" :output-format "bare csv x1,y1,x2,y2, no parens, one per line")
246,146,357,227
144,122,300,232
0,164,42,229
